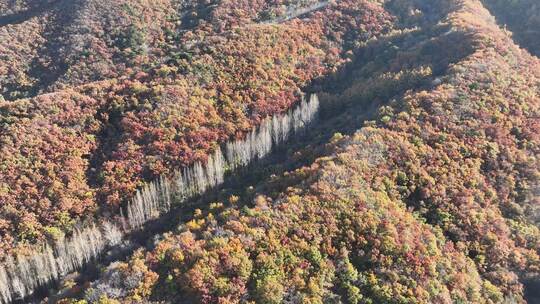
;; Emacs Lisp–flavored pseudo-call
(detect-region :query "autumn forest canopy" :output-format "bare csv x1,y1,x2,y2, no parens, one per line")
0,0,539,303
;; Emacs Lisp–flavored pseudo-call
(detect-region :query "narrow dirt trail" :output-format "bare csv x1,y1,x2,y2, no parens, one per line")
261,1,330,24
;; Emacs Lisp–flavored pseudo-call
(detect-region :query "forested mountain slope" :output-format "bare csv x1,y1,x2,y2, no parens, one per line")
44,0,540,303
0,0,539,303
0,0,393,256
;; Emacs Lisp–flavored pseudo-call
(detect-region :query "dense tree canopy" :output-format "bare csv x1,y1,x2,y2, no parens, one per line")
0,0,539,303
0,0,394,256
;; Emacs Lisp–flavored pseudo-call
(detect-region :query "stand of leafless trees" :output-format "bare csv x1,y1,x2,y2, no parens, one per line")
0,94,319,304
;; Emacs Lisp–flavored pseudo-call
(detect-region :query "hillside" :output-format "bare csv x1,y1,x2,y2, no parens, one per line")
0,0,539,303
481,0,540,56
0,0,393,256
